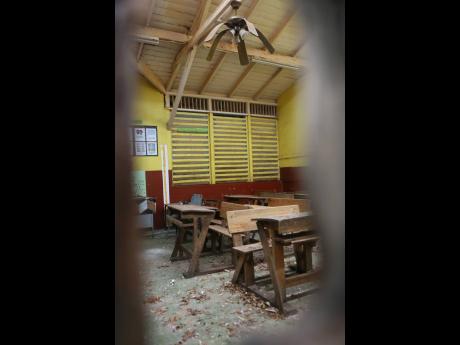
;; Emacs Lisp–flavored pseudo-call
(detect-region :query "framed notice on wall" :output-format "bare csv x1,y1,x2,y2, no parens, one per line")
129,126,158,156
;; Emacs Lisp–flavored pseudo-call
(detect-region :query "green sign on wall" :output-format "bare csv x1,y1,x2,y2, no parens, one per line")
132,170,147,197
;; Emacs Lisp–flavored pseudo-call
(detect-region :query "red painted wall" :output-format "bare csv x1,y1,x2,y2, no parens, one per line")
280,167,307,192
146,170,283,229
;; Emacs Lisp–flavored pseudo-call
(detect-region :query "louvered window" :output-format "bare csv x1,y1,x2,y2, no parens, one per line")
169,101,280,185
171,112,211,185
250,116,280,181
211,114,249,183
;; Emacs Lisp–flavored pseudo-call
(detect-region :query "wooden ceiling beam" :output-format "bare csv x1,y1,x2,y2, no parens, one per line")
202,41,304,68
136,0,157,61
199,52,226,94
133,26,190,44
136,60,166,94
253,43,305,100
252,68,283,100
227,9,296,98
167,46,198,130
166,0,230,92
228,64,256,97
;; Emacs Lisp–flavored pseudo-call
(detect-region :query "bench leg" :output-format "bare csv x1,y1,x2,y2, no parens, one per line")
243,252,255,286
294,243,307,273
305,242,314,271
232,234,243,266
211,231,217,253
232,253,246,284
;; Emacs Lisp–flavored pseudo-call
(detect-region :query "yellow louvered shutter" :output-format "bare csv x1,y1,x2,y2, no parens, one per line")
171,112,211,185
211,114,250,183
250,116,280,181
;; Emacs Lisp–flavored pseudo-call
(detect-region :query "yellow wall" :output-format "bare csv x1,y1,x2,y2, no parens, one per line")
277,81,309,168
132,77,172,171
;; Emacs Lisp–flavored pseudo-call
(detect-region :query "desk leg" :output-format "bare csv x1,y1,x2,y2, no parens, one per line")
271,234,286,302
184,216,211,278
171,226,186,260
257,224,285,313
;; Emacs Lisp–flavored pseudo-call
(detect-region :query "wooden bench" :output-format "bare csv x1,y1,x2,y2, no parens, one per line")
252,212,320,314
267,197,311,212
223,205,300,285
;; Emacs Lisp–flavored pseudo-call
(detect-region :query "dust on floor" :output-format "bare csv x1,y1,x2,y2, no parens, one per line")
140,230,319,345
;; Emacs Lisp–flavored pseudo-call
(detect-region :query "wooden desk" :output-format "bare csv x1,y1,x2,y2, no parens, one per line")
167,204,230,278
253,212,320,314
223,194,268,205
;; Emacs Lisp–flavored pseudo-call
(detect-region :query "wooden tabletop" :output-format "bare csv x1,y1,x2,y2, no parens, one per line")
166,203,217,214
252,212,312,223
224,194,267,200
252,212,314,234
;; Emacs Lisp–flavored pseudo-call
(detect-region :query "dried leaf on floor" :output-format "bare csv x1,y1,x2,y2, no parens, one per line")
144,295,161,304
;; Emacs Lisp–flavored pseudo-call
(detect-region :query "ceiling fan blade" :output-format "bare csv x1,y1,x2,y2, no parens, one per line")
243,19,258,37
204,23,224,42
206,29,230,61
255,28,275,53
237,38,249,65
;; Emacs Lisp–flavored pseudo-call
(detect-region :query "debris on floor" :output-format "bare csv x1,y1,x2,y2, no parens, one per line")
140,230,319,345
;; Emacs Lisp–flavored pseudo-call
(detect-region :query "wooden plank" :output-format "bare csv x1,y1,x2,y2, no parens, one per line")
228,64,256,98
201,41,304,68
284,270,321,288
136,0,157,60
226,205,299,234
136,60,166,94
167,46,198,129
267,197,310,212
258,191,294,199
199,53,226,94
233,242,263,254
220,201,251,218
133,25,190,44
253,68,283,100
208,224,232,237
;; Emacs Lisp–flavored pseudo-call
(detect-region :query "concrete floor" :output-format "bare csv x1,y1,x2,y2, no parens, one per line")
140,230,320,345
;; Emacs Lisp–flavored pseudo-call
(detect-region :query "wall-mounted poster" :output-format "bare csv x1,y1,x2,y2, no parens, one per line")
135,141,147,155
146,127,157,142
129,125,158,156
146,142,157,156
134,127,146,141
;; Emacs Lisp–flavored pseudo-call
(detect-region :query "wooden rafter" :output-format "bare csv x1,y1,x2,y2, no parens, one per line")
133,26,190,44
253,68,283,100
227,9,295,98
167,0,233,92
202,42,304,68
136,0,157,61
167,0,211,91
199,0,260,96
253,43,305,100
167,46,198,129
199,52,226,94
136,60,166,94
228,64,256,97
131,27,305,68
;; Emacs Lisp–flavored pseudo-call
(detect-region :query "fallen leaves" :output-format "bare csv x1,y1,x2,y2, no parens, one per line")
144,295,161,304
186,308,202,316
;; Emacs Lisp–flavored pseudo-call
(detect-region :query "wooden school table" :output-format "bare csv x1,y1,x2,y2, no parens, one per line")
253,212,320,314
167,203,232,278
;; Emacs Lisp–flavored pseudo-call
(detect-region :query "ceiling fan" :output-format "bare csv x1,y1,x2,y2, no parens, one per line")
203,0,275,65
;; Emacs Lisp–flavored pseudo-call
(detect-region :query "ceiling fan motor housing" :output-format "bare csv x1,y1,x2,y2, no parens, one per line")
231,0,242,10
